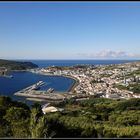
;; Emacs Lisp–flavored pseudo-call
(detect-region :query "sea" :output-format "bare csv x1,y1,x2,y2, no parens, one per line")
28,59,138,68
0,59,138,106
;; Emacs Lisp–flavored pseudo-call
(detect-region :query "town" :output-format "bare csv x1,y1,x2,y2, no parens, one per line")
30,61,140,99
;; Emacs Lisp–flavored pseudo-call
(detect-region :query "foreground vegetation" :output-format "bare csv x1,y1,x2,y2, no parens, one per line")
0,59,38,70
0,96,140,138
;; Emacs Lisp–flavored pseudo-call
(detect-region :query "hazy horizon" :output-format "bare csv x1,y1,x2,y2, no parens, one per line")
3,58,140,61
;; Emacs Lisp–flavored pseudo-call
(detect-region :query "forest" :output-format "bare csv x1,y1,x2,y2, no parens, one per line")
0,95,140,138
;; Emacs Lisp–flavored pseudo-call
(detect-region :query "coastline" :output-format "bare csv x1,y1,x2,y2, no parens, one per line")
13,71,81,103
12,60,140,104
61,74,79,92
28,71,79,93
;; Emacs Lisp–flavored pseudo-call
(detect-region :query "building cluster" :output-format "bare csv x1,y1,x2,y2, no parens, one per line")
30,61,140,99
0,67,8,76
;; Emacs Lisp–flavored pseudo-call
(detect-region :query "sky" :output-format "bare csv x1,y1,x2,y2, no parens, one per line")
0,2,140,60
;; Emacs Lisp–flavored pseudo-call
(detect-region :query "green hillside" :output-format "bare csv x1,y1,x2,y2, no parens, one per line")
0,59,38,70
0,96,140,138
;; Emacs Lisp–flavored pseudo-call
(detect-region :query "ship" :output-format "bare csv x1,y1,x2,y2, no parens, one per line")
31,84,40,90
31,81,45,90
47,88,54,93
2,75,13,78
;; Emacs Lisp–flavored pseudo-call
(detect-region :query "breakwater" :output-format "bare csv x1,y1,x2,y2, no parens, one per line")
14,81,88,103
0,71,75,105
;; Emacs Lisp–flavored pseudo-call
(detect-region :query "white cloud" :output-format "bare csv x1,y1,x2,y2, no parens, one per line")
77,50,140,59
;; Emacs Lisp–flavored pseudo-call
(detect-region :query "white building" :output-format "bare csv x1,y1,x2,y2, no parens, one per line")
42,106,64,114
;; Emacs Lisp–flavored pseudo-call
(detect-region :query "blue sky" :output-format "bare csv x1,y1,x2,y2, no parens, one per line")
0,2,140,60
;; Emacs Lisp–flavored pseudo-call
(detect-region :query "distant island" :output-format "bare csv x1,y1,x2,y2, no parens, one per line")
0,59,38,70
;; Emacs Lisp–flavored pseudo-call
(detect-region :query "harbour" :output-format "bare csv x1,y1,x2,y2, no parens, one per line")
0,60,138,104
14,79,89,103
13,80,71,101
0,71,75,104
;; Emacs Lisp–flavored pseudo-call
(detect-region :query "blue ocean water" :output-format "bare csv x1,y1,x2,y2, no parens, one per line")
0,71,74,105
0,59,139,105
29,59,138,68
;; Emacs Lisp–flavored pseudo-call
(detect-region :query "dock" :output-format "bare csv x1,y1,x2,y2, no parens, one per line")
14,81,89,103
14,81,68,101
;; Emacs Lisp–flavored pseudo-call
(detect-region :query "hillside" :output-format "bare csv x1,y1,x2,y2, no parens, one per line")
0,96,140,138
0,59,38,70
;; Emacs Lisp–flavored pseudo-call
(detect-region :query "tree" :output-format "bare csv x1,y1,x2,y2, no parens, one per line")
4,107,30,122
81,127,97,138
30,107,52,138
4,107,30,138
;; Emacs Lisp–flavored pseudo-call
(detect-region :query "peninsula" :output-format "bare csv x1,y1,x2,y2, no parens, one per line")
0,59,38,70
0,59,38,78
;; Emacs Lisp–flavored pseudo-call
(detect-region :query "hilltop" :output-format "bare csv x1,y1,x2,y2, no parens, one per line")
0,59,38,70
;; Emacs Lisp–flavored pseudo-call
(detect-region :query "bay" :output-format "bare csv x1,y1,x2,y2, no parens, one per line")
0,59,139,106
0,71,75,105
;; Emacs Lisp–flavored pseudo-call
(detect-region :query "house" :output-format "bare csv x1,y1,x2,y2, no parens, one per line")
0,67,7,75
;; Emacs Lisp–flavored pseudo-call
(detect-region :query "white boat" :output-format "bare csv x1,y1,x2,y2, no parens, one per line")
31,81,45,90
47,88,54,93
2,75,13,78
31,84,40,90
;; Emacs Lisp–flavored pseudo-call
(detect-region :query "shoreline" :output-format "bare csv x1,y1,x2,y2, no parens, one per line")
62,74,79,92
28,71,79,93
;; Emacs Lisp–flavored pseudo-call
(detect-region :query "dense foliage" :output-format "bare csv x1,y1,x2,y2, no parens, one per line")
0,96,140,138
115,83,140,94
0,59,38,70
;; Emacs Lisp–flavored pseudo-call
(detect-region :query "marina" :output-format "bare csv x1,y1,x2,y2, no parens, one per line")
14,79,89,103
14,80,69,101
1,60,138,104
0,71,75,104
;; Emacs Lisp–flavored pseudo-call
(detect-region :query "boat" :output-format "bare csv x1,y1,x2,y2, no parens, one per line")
9,75,13,78
2,75,13,78
47,88,54,93
38,81,45,85
31,84,40,90
31,81,45,90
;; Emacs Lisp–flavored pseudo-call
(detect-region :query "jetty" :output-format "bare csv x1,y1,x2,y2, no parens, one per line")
14,81,67,101
14,81,89,103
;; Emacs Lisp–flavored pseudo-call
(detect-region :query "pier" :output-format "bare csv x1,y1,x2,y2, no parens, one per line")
14,81,89,103
14,81,69,101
